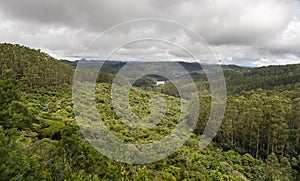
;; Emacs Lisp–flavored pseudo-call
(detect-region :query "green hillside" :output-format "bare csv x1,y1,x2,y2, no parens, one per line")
0,43,299,180
0,43,73,88
61,59,300,94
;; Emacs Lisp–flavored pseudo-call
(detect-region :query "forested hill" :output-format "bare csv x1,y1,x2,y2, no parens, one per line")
61,59,240,73
61,58,300,93
0,43,73,88
225,64,300,93
0,43,299,180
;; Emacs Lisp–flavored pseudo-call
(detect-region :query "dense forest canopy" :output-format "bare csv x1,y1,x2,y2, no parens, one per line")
0,43,299,180
0,43,73,88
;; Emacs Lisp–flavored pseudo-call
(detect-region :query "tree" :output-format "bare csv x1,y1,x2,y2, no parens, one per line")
0,127,47,180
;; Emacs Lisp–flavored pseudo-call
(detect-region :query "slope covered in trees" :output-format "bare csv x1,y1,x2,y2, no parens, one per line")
224,64,300,93
189,64,300,93
0,43,299,180
62,59,300,94
0,43,73,88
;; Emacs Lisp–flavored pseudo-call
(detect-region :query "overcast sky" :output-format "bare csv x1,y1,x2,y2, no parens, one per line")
0,0,300,66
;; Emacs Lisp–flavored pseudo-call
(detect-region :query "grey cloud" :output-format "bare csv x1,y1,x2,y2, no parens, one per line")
0,0,157,31
0,0,299,66
1,0,296,44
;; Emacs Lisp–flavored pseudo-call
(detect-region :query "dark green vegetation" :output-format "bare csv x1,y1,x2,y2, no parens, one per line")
0,43,73,88
0,43,299,180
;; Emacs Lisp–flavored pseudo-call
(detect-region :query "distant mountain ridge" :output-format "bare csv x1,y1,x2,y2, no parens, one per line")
0,43,298,93
60,59,300,93
60,59,241,73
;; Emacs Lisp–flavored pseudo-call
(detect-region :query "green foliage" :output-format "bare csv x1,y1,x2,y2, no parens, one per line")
0,44,299,180
214,86,300,161
97,72,115,84
0,127,47,180
0,43,73,88
224,64,300,93
0,79,37,130
132,76,156,88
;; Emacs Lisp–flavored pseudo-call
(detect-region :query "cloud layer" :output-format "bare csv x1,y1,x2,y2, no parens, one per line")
0,0,299,66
